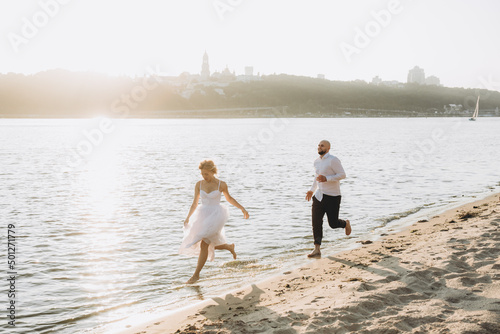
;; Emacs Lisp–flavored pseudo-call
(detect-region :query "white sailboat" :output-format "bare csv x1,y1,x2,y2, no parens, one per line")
469,96,480,121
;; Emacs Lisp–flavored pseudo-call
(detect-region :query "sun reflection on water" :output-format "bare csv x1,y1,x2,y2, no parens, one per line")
86,160,120,219
73,130,131,306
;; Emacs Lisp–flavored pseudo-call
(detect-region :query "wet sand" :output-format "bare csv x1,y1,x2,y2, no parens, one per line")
119,193,500,334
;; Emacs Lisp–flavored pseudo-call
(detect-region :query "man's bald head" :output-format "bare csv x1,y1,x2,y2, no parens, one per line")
320,140,331,150
317,140,331,156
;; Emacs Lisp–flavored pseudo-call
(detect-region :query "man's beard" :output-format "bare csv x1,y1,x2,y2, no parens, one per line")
318,150,326,155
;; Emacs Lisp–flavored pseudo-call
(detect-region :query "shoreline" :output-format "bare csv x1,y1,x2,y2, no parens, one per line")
2,116,500,120
112,192,500,334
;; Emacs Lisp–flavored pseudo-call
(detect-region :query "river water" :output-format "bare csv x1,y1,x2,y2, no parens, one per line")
1,117,499,333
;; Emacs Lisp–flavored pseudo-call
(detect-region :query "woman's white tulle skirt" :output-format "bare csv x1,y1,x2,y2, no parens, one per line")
179,204,229,261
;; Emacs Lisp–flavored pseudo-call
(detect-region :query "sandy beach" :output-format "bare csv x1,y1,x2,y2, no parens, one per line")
119,193,500,334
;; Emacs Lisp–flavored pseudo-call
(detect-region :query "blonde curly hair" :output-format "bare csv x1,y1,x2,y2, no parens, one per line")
199,160,218,174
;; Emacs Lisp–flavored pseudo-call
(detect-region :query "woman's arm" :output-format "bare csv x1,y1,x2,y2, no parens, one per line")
184,182,201,225
221,182,249,219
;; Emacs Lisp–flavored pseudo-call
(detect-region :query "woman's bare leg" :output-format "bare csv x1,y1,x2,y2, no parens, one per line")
187,241,209,284
215,243,237,260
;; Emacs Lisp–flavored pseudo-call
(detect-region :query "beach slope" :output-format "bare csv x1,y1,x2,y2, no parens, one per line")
120,194,500,334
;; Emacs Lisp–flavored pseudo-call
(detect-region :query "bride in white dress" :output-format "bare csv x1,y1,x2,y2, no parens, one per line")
180,160,249,284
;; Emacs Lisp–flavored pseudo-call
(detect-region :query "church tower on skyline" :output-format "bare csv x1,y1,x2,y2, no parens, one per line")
201,51,210,80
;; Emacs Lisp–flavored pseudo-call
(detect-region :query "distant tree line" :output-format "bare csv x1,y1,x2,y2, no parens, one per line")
0,70,499,117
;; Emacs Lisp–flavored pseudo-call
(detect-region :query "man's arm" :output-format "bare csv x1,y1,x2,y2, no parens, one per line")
325,157,346,182
309,177,318,192
306,175,318,201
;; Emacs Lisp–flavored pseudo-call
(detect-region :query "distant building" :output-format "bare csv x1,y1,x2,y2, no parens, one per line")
237,66,262,82
222,66,236,81
370,76,403,87
201,51,210,81
407,66,425,84
425,75,441,86
211,66,236,83
381,80,404,88
371,76,382,85
237,66,261,82
443,104,464,114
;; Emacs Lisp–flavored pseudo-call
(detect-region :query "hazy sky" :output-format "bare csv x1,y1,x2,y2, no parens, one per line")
1,0,499,89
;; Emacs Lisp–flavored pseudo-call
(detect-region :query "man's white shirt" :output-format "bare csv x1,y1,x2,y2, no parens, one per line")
309,152,346,201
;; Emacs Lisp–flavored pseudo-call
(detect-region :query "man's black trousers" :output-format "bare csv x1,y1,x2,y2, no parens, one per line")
312,194,346,245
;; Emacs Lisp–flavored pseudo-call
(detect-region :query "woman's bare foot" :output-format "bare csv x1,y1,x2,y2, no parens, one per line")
229,243,237,260
345,220,352,236
186,274,199,284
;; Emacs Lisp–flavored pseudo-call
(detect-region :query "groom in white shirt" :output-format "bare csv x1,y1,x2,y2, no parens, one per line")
306,140,351,257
